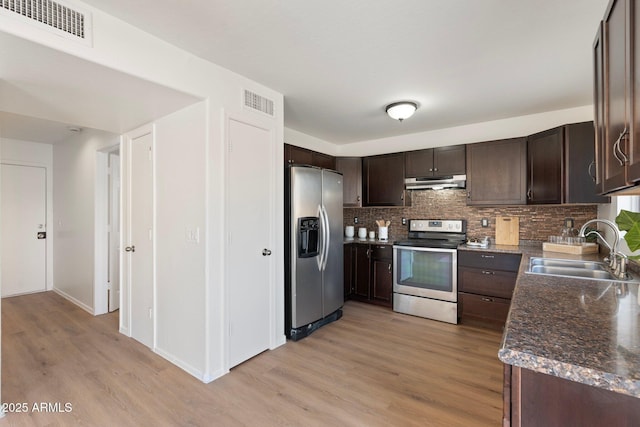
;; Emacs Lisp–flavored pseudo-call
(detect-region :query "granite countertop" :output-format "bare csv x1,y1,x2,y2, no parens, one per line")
470,243,640,398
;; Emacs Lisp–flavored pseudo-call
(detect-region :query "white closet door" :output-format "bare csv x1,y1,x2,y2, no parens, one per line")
227,118,273,368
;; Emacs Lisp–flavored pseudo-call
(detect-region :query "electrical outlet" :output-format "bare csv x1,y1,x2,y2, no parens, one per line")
481,218,489,228
402,218,407,226
354,217,359,224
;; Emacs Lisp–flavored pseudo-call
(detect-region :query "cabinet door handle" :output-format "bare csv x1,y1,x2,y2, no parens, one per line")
527,188,533,200
357,195,361,202
388,263,392,272
481,297,494,302
481,270,495,275
429,168,433,172
467,191,471,199
613,138,623,165
400,191,404,201
613,128,628,166
587,160,596,183
433,168,438,172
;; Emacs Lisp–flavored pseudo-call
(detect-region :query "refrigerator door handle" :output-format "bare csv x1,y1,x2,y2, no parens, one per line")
321,204,330,271
316,205,325,271
319,205,328,271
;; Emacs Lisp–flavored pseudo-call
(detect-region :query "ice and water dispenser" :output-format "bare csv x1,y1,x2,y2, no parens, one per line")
297,217,319,258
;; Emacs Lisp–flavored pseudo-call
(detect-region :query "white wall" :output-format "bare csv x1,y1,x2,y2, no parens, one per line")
0,1,285,382
283,105,593,159
284,127,338,156
52,130,119,312
154,102,207,377
0,138,54,290
337,105,593,156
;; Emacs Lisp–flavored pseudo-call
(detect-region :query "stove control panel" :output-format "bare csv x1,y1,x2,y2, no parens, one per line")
409,219,465,233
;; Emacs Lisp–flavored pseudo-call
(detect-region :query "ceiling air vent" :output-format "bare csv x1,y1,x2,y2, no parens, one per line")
243,89,275,117
1,0,92,44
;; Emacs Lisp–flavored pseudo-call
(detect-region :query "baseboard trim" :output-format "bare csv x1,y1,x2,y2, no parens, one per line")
52,288,94,315
154,347,206,382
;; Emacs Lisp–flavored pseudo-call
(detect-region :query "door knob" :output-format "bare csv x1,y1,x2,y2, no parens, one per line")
262,249,272,256
125,246,136,252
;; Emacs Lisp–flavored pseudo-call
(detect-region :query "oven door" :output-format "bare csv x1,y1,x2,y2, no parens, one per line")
393,245,457,302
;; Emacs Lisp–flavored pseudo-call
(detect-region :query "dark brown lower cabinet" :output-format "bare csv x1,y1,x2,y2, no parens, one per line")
371,245,392,306
353,244,371,300
457,250,521,328
343,243,353,299
504,365,640,426
344,243,392,307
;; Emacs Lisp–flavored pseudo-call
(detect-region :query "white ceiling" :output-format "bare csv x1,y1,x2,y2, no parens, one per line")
0,30,201,144
0,1,610,146
78,0,609,144
0,111,80,144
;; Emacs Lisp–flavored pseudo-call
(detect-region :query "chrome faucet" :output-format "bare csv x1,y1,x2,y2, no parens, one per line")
579,219,627,279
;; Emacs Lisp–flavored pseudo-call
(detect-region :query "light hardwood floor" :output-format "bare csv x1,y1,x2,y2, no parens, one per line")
0,292,504,426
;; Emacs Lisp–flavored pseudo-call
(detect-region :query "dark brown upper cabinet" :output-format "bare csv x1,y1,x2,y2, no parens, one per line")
363,153,410,206
466,138,527,205
527,127,563,204
564,122,610,204
527,123,609,205
336,157,362,207
405,145,466,178
594,22,606,194
284,144,313,165
312,152,336,170
284,144,335,170
594,0,640,194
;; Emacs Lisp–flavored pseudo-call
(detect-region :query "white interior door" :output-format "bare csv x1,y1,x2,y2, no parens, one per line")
1,164,47,297
128,133,154,348
227,118,273,368
109,152,121,312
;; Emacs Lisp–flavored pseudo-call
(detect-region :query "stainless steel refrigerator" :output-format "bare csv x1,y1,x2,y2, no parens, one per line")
285,165,343,340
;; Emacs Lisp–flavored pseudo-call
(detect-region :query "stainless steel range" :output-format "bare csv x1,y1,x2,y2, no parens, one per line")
393,219,466,324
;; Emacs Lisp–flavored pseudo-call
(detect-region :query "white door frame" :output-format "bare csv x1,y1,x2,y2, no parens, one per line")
94,143,121,315
0,160,53,292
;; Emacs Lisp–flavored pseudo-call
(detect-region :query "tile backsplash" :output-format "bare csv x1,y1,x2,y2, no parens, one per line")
343,189,600,242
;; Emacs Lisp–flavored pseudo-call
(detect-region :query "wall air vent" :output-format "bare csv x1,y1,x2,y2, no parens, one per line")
1,0,92,45
243,89,275,117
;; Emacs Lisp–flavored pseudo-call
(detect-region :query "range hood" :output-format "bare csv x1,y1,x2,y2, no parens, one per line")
405,175,466,190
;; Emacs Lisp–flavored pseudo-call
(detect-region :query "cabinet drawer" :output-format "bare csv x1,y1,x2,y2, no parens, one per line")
458,267,516,299
459,292,511,324
371,245,392,259
458,250,521,272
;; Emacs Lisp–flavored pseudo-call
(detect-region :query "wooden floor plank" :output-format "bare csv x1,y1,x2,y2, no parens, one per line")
0,292,503,426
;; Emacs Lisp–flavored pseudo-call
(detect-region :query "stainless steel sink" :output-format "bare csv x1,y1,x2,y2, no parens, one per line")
527,257,639,282
529,258,607,271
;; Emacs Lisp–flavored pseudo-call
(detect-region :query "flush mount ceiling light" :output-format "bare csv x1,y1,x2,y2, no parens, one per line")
385,101,418,122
